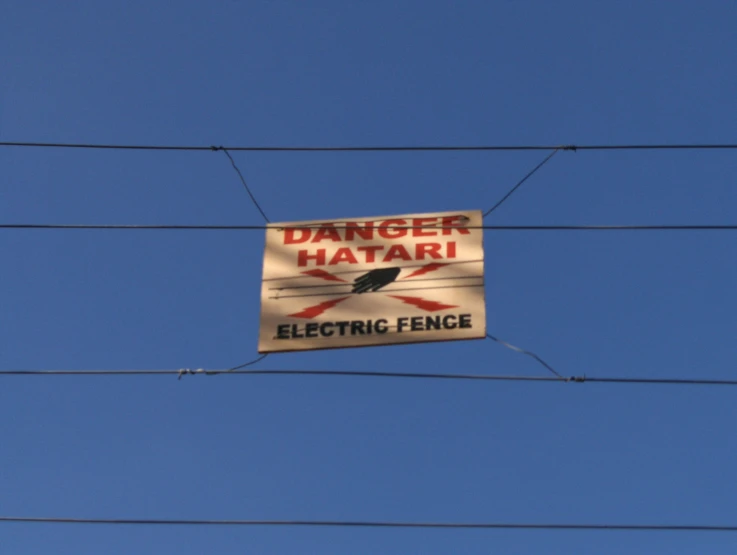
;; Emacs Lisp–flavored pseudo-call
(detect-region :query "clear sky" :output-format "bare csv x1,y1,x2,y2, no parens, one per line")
2,1,736,553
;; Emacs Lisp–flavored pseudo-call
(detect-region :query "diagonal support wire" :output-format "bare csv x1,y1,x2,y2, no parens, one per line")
483,148,563,217
486,334,563,379
227,354,269,372
213,146,271,223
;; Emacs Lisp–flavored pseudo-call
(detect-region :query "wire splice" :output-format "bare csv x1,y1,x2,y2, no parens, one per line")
177,368,213,380
177,354,269,380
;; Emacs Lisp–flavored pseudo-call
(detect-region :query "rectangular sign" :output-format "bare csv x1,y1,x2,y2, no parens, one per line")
258,209,486,353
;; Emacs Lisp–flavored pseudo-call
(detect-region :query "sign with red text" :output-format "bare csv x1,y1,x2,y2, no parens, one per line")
258,209,485,353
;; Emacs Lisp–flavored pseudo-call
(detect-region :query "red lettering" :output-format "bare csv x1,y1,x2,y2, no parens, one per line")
284,228,311,244
447,241,456,258
329,248,359,265
441,215,471,235
298,249,326,267
345,222,374,241
311,224,342,243
357,245,385,263
378,219,408,239
412,217,438,237
415,243,442,260
383,244,412,262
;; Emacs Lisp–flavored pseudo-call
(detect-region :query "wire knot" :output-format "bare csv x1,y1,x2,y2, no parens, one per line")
561,145,578,152
177,368,212,380
210,145,224,151
567,375,586,383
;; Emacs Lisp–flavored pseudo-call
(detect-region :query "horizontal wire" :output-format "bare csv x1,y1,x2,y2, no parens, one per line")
265,260,483,282
269,283,483,300
3,141,737,152
269,275,484,291
1,516,736,531
1,369,737,386
4,224,737,231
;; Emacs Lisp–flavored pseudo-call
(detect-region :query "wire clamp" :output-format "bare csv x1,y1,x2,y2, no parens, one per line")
567,375,586,383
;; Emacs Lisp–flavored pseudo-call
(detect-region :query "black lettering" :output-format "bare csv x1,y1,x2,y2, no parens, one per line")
442,315,458,329
375,319,389,334
397,317,409,332
305,322,319,338
320,322,335,337
425,316,441,330
291,324,305,338
459,314,472,329
336,321,350,336
351,321,366,335
410,316,424,331
277,324,290,339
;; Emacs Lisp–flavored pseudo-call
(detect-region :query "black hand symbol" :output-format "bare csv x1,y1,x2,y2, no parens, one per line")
352,267,401,294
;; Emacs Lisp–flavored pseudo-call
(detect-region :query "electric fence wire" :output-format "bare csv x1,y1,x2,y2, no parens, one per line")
2,368,737,386
1,516,737,532
3,224,737,231
4,141,737,152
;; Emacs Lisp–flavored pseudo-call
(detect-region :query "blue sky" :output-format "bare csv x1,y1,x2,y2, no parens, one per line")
1,1,736,553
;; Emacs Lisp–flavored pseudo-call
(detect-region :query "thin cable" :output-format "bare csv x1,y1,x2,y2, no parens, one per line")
4,141,737,151
2,369,737,386
1,516,736,531
215,147,270,223
0,369,565,380
4,224,737,231
486,334,563,379
483,149,560,217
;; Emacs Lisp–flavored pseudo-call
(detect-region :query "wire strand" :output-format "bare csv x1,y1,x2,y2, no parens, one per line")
2,368,737,386
3,141,737,152
1,516,736,531
483,149,560,217
215,147,270,223
4,224,737,231
486,334,563,379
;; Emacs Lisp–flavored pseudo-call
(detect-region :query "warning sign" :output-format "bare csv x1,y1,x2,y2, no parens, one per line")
258,209,486,353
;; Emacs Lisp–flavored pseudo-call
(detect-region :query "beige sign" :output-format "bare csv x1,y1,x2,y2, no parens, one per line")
258,209,486,353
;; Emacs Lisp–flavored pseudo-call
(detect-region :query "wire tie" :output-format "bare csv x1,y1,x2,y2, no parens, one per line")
561,144,578,152
210,145,223,151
